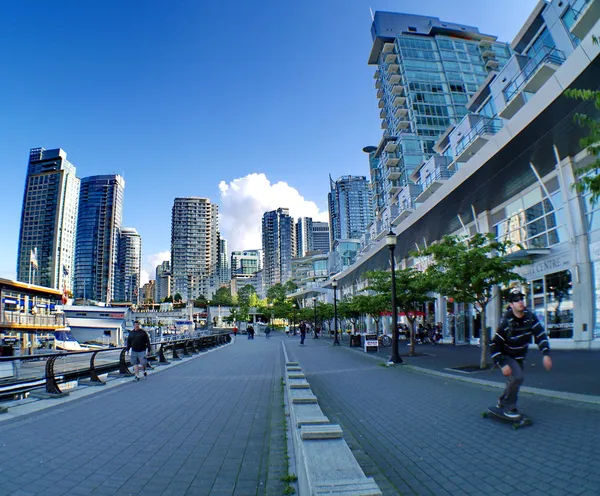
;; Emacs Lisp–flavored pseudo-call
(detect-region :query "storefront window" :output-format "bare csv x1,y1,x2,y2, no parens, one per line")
525,270,573,338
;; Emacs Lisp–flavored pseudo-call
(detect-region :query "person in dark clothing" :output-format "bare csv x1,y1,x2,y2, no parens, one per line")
247,325,255,340
126,321,152,381
299,321,306,346
490,288,552,418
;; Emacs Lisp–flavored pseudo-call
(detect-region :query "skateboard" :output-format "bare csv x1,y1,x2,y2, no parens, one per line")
481,406,533,429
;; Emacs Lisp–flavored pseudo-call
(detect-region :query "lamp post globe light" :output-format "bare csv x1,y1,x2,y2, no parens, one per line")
332,279,340,346
386,230,403,364
312,296,318,339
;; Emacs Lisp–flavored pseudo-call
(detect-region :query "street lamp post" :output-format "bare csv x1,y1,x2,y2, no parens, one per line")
386,230,403,364
332,279,340,345
312,296,318,339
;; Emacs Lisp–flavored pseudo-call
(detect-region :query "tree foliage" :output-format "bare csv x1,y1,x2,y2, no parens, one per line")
421,233,527,368
212,287,233,306
565,36,600,202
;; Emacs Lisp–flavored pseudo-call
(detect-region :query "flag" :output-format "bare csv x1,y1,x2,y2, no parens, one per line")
30,248,38,270
62,265,69,277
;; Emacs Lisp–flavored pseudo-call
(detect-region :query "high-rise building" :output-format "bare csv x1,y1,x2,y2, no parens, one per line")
141,280,155,303
218,237,230,285
17,148,80,291
328,175,373,247
155,260,171,302
231,250,262,276
295,217,313,258
262,208,294,289
115,227,141,304
312,221,330,254
74,175,125,303
171,198,219,301
366,11,511,235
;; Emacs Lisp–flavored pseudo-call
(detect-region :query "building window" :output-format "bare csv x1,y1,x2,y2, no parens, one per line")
525,270,573,339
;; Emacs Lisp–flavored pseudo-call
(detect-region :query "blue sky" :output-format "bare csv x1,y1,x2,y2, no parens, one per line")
0,0,538,282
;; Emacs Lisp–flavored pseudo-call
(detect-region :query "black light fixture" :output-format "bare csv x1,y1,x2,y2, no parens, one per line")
312,296,318,339
386,230,402,364
332,279,340,346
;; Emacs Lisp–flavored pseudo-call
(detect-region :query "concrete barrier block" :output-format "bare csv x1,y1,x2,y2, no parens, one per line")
290,382,310,389
300,424,343,440
314,478,382,495
288,373,305,379
287,366,302,371
297,416,330,428
286,361,299,366
292,395,318,404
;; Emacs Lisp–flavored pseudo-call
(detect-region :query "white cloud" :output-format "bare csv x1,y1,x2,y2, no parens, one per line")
141,251,170,285
218,173,328,251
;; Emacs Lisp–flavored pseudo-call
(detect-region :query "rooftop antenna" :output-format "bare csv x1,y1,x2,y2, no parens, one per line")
369,6,374,21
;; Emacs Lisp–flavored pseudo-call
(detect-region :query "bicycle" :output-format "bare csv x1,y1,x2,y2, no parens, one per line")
378,334,392,347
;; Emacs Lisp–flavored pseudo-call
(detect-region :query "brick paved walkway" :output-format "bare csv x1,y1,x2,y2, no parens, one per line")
0,336,286,496
285,334,600,496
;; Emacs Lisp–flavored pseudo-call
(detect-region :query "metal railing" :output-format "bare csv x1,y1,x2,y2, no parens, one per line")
1,312,65,327
0,331,232,399
503,46,566,103
455,117,503,156
420,167,454,189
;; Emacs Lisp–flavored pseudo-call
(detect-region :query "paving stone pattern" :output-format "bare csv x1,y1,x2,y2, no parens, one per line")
286,335,600,496
0,336,286,496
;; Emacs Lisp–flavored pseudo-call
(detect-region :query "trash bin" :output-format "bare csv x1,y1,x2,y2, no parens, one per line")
350,335,362,347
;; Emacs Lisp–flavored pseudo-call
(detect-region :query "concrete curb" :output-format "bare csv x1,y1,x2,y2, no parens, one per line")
282,343,382,496
0,339,234,423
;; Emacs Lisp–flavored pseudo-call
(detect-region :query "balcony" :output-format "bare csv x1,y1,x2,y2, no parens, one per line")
378,98,385,108
415,167,454,202
500,46,566,119
373,69,380,79
381,120,388,129
479,39,492,48
485,59,500,70
454,117,503,162
571,0,600,40
380,108,387,119
382,153,399,167
397,118,410,130
388,63,399,73
393,95,406,106
388,74,401,84
384,140,398,153
1,311,65,330
377,87,384,99
391,84,405,95
385,52,397,64
384,166,401,180
388,180,401,195
391,199,415,226
481,49,496,59
375,78,381,89
382,42,395,53
395,107,408,119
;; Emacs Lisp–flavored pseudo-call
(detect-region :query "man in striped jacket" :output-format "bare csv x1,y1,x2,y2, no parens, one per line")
490,288,553,418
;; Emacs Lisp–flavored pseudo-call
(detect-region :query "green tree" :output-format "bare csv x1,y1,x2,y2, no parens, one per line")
163,295,173,303
339,299,362,334
565,35,600,202
212,287,233,306
173,293,183,303
237,285,257,322
393,268,436,357
193,295,208,307
421,233,527,368
353,292,389,334
266,283,287,305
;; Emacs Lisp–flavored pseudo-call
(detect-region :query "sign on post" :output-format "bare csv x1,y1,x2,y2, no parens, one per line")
364,334,378,353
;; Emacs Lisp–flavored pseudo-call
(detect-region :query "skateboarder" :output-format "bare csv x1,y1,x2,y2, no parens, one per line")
490,288,552,418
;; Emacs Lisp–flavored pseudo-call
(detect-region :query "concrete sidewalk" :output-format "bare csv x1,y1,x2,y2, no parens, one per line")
329,333,600,399
0,335,287,496
286,333,600,495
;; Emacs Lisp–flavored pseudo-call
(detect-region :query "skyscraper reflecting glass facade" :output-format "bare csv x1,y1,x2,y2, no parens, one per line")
328,175,373,247
74,175,125,303
262,208,293,289
116,227,141,304
17,148,80,291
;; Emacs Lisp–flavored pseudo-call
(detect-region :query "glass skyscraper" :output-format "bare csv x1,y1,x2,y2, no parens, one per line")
115,227,141,304
17,148,80,291
312,221,330,254
262,208,294,289
328,175,373,247
367,12,511,234
74,175,125,303
218,237,230,285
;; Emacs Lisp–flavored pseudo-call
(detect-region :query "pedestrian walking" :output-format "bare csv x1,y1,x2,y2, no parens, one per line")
265,326,271,339
126,321,152,381
299,321,306,346
248,325,255,340
490,288,552,418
